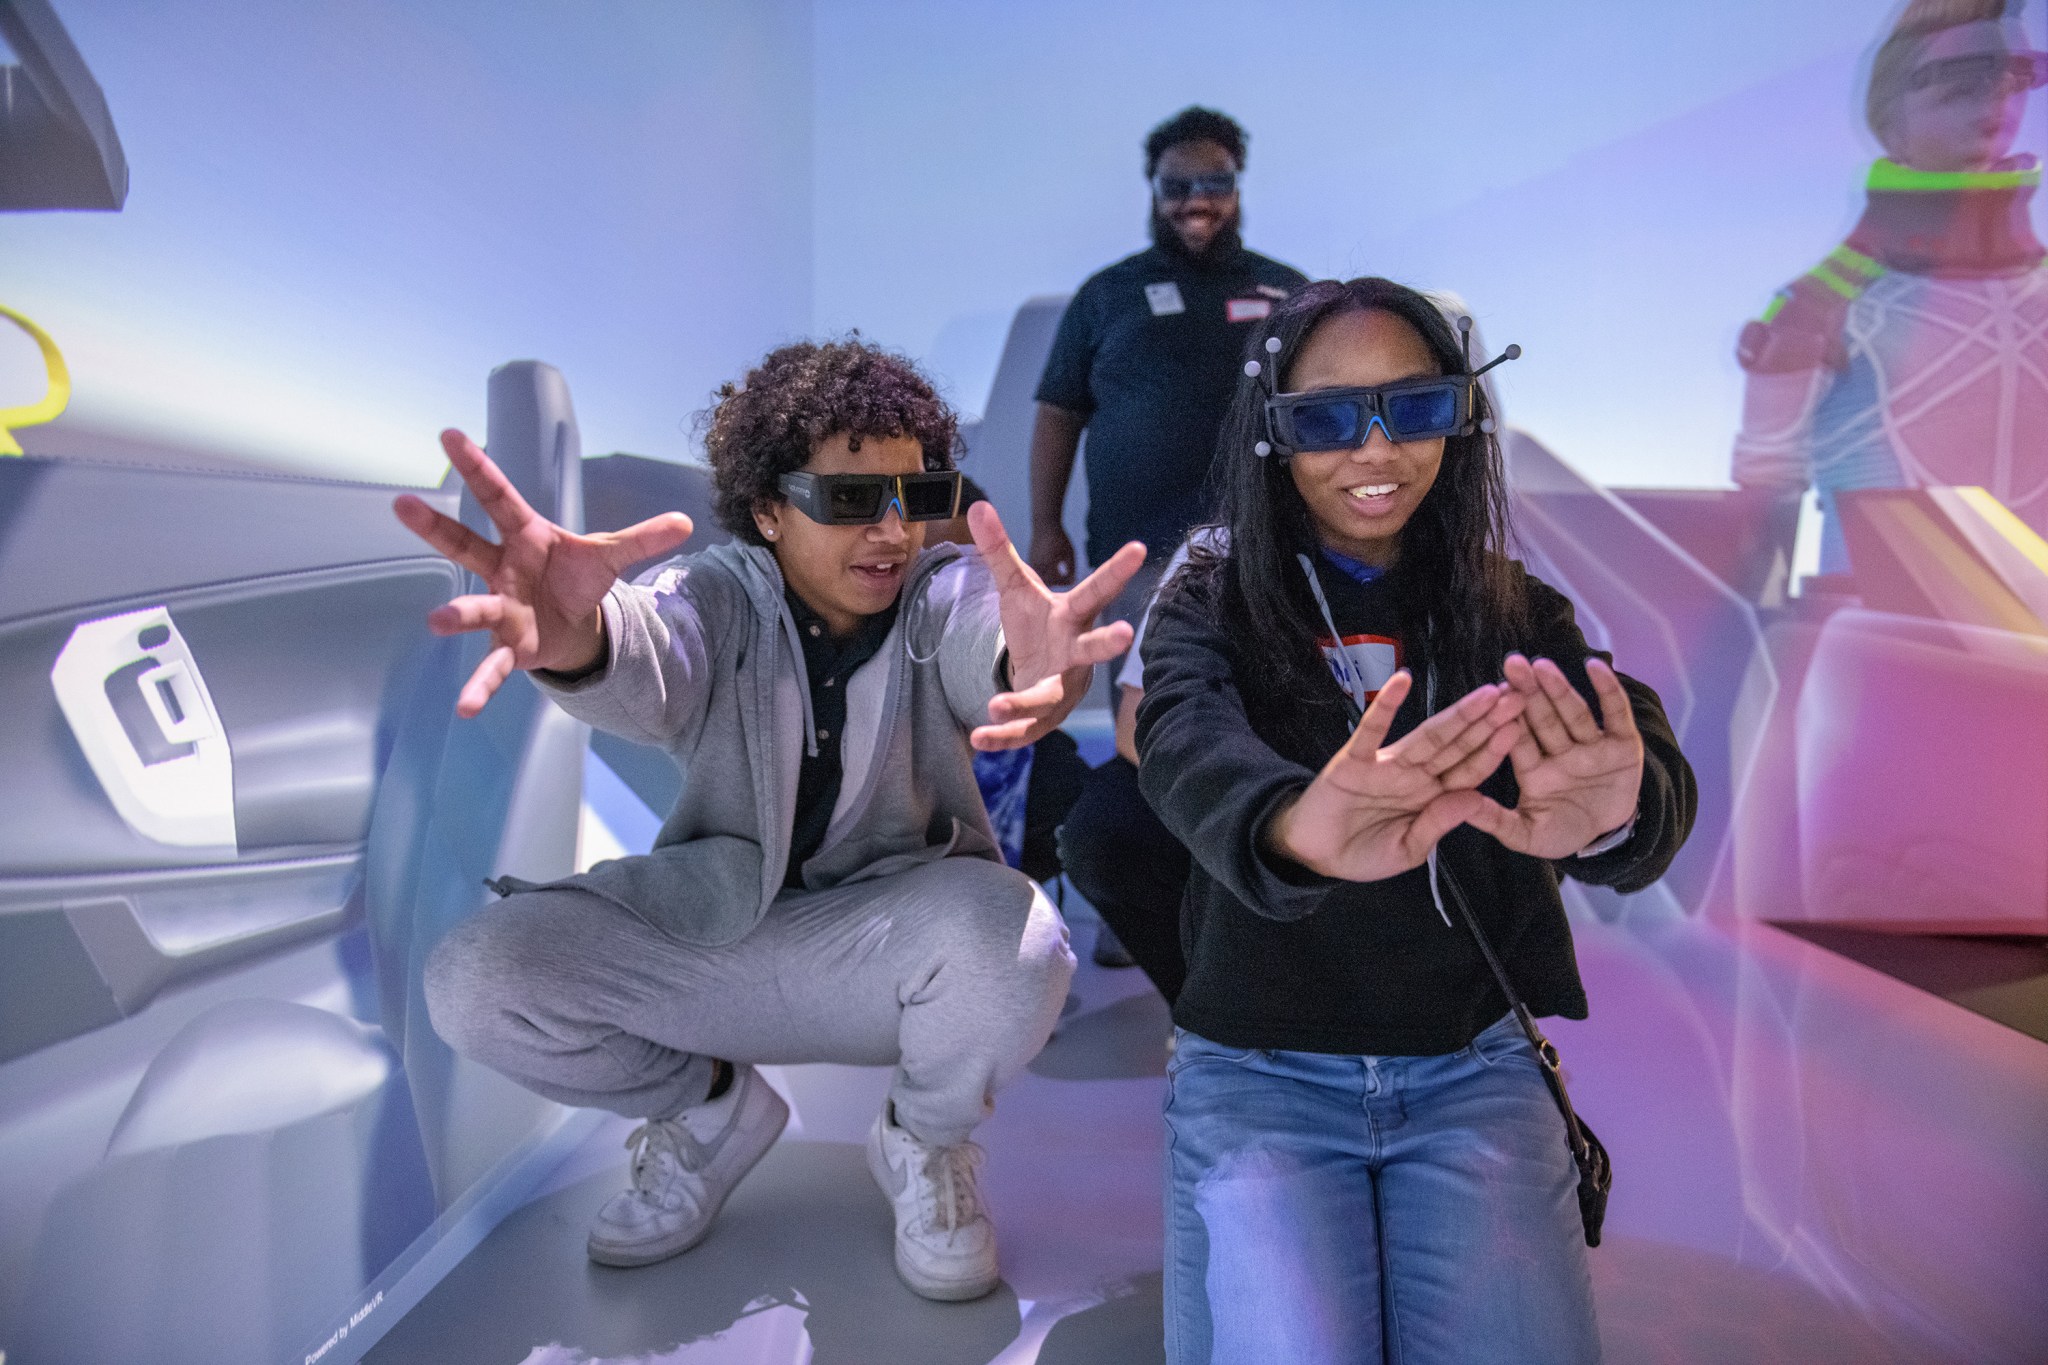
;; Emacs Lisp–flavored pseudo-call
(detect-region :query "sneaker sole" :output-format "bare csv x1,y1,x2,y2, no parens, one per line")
892,1255,1001,1303
588,1078,790,1268
863,1124,1001,1302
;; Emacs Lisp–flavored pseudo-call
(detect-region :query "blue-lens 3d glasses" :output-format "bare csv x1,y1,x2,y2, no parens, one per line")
1263,376,1473,452
777,470,962,525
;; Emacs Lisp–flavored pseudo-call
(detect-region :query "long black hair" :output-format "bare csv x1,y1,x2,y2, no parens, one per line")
1183,277,1527,716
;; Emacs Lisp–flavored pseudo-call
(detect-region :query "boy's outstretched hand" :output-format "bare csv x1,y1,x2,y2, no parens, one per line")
967,501,1146,750
393,429,693,717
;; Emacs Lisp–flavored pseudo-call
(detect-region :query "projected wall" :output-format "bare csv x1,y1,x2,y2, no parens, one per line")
3,0,2039,500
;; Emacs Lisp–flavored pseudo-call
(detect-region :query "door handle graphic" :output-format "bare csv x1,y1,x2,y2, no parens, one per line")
50,606,237,849
136,658,214,745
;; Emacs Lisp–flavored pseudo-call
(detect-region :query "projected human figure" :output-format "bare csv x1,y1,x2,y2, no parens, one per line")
1732,0,2048,575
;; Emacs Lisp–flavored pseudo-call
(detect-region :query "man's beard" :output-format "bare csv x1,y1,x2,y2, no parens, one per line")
1149,205,1244,264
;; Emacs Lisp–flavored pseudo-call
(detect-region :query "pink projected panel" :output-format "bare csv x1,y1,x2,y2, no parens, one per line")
1796,611,2048,933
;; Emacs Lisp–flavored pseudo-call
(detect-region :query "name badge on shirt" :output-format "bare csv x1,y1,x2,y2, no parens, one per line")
1227,297,1272,323
1145,282,1186,316
1316,633,1400,708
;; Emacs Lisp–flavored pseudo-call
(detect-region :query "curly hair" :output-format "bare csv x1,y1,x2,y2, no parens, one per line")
1144,106,1248,178
697,338,960,545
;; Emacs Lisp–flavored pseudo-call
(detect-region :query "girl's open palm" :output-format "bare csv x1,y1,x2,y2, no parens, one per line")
1266,672,1526,882
1466,654,1643,859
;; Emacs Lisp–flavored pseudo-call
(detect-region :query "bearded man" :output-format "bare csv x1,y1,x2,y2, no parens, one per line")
1029,106,1307,591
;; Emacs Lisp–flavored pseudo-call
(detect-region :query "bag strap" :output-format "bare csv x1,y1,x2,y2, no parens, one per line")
1309,607,1594,1168
1435,856,1595,1170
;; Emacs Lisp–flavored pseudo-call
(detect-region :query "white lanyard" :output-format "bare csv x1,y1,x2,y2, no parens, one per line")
1298,551,1454,927
1295,553,1371,720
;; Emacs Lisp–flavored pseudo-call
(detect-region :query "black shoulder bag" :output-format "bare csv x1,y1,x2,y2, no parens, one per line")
1438,860,1612,1247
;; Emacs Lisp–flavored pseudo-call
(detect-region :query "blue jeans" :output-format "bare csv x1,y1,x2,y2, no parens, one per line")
1163,1014,1599,1364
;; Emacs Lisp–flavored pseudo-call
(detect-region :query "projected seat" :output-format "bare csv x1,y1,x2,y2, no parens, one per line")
0,0,128,211
1505,431,1764,920
959,294,1077,540
575,450,728,817
0,362,590,1363
1750,487,2048,935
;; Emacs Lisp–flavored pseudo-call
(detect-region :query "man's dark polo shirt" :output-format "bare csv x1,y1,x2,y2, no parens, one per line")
1037,241,1306,566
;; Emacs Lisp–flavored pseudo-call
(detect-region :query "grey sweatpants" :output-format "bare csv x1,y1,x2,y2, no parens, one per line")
424,855,1075,1146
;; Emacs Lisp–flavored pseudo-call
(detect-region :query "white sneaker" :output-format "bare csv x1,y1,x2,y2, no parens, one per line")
587,1064,789,1267
864,1104,1000,1301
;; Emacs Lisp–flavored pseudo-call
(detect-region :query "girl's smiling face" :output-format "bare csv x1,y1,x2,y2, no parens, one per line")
1284,308,1447,568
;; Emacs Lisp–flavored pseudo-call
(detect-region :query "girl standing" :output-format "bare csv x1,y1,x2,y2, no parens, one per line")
1136,278,1695,1364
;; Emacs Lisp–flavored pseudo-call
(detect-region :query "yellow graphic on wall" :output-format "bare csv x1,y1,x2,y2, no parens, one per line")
0,304,73,455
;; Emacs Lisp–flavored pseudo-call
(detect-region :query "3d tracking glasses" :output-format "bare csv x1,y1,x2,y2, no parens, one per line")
1152,170,1237,202
1909,51,2048,101
1263,376,1474,452
777,470,963,525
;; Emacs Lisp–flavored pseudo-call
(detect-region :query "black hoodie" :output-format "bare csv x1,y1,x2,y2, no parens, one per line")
1135,559,1696,1055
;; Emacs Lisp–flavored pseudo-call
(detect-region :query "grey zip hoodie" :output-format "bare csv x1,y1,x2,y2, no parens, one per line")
530,540,1010,945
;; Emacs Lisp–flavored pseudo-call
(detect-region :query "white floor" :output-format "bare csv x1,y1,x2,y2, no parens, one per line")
359,733,1999,1364
365,900,1975,1365
365,891,1173,1365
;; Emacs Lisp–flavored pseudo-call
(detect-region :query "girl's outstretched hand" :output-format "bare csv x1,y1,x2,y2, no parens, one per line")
1465,654,1643,859
1263,672,1525,883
